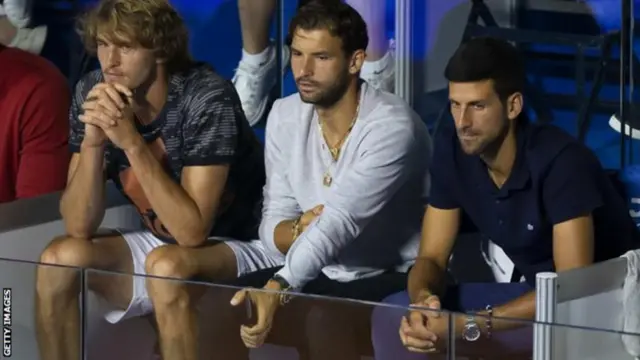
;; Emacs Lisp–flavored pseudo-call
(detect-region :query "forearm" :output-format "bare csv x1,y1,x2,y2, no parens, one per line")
473,291,536,333
125,143,207,247
60,146,106,238
407,257,447,303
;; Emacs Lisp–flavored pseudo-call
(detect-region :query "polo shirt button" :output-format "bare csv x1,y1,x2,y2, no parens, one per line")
496,199,501,204
498,219,504,225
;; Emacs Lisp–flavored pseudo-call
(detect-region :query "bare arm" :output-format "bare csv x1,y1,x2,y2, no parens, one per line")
60,149,106,238
408,205,460,302
125,142,229,247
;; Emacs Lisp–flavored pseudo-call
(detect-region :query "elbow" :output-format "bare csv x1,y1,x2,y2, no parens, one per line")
173,225,209,248
259,217,285,257
64,225,93,240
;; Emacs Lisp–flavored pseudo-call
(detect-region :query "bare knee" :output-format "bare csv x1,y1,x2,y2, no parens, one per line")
39,235,94,267
145,245,194,280
145,245,197,310
37,235,93,296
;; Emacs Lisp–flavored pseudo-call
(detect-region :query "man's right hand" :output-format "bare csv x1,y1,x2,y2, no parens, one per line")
80,83,133,148
299,205,324,233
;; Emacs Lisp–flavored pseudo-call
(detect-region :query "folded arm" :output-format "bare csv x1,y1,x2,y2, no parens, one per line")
276,123,418,289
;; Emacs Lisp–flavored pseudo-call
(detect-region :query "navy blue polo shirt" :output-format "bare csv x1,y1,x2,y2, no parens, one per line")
430,120,640,286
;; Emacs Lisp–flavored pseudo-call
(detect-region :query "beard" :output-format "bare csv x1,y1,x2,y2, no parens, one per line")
458,115,510,157
296,67,351,108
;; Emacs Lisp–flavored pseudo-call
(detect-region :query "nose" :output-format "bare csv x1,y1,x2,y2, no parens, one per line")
297,56,314,78
454,106,472,129
106,47,121,68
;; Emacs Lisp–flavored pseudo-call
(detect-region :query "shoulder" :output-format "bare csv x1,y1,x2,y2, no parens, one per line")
358,84,432,149
0,46,68,97
266,92,310,136
181,64,238,107
432,122,458,160
524,123,600,174
73,69,103,103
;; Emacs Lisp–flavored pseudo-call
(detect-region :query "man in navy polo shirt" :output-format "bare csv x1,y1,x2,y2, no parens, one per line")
370,37,640,358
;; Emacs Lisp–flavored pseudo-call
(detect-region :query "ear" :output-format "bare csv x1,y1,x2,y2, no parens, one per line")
348,49,366,75
506,92,524,120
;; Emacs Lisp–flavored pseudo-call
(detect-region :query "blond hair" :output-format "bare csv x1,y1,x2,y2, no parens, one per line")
77,0,192,73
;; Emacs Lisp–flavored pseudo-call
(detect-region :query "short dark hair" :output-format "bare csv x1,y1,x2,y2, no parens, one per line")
444,37,526,100
287,0,368,56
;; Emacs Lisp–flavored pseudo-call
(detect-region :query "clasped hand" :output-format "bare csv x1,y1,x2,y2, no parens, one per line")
79,83,142,151
400,293,449,353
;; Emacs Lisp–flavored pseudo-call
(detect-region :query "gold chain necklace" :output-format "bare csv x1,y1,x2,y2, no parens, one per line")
318,101,360,187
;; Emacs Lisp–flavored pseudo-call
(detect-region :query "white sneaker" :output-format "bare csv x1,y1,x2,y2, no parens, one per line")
232,44,290,126
360,39,396,93
609,112,640,140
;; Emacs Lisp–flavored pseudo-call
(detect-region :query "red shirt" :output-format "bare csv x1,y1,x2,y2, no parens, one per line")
0,45,70,203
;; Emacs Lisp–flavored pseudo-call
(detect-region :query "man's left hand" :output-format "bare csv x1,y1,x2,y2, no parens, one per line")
230,280,283,348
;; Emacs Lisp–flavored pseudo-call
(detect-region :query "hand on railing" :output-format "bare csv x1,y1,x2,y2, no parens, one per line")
400,292,446,353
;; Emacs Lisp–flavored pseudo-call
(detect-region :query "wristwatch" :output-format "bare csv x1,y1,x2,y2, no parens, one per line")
462,315,481,342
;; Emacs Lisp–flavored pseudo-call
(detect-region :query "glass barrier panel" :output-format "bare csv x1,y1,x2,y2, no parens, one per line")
451,312,640,360
83,269,454,359
0,258,83,360
554,288,631,334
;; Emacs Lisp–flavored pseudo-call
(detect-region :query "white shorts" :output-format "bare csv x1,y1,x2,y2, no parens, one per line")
102,230,284,324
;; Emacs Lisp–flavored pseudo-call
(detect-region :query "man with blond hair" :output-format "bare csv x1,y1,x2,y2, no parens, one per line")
34,1,278,359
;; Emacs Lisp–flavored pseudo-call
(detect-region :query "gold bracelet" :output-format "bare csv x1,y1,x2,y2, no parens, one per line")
291,217,302,240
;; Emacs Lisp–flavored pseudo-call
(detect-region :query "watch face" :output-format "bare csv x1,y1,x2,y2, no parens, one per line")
463,324,481,342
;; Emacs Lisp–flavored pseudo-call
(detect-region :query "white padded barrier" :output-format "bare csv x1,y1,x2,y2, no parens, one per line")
535,257,639,360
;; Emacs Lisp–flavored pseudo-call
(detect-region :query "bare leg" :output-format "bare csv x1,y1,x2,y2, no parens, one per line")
35,233,134,360
346,0,388,61
238,0,277,54
145,243,244,360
